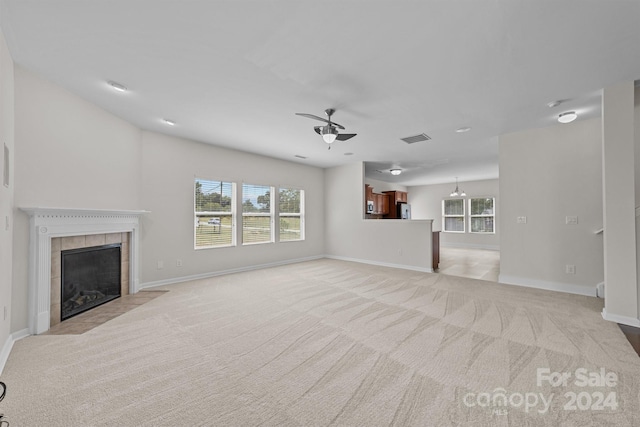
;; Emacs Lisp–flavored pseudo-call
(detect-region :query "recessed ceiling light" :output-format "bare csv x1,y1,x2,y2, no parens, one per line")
344,152,354,156
558,111,577,123
107,80,127,92
163,119,176,126
547,100,562,108
455,127,471,133
390,169,402,175
294,155,307,159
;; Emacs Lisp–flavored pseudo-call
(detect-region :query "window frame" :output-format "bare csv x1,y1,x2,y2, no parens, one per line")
442,198,466,233
194,178,236,250
469,197,496,234
241,183,275,245
278,187,305,242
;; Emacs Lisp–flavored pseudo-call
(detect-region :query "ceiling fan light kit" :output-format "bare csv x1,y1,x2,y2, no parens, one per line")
320,125,338,143
296,108,357,149
390,169,402,175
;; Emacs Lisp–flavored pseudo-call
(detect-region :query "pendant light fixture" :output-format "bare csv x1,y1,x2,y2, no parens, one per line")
450,177,466,197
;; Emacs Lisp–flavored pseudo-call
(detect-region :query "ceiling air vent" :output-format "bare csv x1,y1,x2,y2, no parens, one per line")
401,133,431,144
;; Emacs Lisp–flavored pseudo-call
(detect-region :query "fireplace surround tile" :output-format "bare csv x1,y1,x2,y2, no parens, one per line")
50,275,61,305
85,233,106,247
61,235,86,251
106,233,122,245
121,260,130,296
51,236,61,253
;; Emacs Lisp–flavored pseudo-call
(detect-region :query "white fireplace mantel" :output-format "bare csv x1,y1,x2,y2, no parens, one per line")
21,207,149,334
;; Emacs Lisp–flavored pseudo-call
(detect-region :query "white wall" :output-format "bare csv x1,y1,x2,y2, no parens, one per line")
139,131,325,285
0,29,15,369
636,87,640,323
499,117,604,296
11,66,142,332
325,162,433,271
601,81,638,325
409,179,499,250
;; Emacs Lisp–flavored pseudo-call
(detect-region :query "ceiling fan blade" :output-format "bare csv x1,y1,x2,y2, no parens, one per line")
336,133,357,141
295,113,345,130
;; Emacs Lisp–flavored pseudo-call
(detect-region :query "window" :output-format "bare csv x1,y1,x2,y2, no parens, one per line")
242,183,274,245
443,199,465,232
279,188,304,241
194,178,235,249
470,197,495,233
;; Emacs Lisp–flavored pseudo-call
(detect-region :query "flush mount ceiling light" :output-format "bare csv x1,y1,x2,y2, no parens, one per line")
390,169,402,176
455,126,471,133
450,177,466,197
558,111,577,124
163,119,176,126
107,80,127,92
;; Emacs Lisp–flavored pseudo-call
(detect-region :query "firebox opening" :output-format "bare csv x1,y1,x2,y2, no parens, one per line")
61,243,122,321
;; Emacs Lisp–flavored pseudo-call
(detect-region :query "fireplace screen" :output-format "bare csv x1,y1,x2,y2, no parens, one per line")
61,244,122,320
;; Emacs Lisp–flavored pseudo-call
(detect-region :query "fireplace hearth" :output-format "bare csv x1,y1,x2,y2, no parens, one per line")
61,244,122,320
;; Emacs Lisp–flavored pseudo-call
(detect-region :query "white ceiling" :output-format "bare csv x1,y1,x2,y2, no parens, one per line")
2,1,639,185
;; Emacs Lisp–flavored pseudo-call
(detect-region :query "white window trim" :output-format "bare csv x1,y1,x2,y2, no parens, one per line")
278,188,305,242
194,178,237,250
469,197,496,234
242,184,275,245
442,198,465,233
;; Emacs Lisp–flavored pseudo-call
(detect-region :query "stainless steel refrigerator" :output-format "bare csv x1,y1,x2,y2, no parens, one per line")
399,203,411,219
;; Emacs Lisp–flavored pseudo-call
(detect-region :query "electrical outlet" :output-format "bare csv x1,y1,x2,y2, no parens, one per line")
176,259,183,267
565,216,578,225
517,216,527,224
157,260,164,270
565,264,576,274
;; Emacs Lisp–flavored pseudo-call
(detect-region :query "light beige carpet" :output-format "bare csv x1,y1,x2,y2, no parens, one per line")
1,259,639,426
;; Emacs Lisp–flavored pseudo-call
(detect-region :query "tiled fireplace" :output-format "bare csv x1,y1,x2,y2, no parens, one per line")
21,208,147,334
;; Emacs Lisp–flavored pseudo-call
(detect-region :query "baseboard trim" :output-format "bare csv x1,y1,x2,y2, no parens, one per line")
602,308,640,327
498,274,597,297
596,282,605,298
0,329,30,375
440,242,500,251
139,255,325,290
324,255,432,273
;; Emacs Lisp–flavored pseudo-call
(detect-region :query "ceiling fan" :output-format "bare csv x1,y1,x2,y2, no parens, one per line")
295,108,357,149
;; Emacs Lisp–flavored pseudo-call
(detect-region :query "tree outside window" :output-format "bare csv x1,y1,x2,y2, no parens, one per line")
279,188,304,241
470,197,495,233
443,199,465,232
